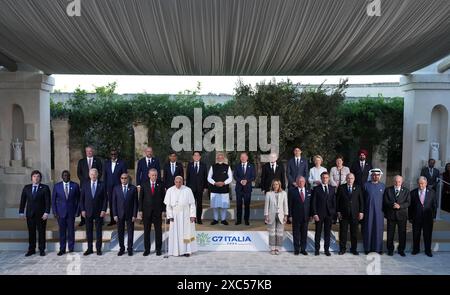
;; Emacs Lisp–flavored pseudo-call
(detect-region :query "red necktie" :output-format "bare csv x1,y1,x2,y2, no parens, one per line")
151,182,155,194
300,189,305,202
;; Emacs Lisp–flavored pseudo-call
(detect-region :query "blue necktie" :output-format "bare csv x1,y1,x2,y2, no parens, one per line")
91,183,96,198
32,186,37,199
123,186,127,199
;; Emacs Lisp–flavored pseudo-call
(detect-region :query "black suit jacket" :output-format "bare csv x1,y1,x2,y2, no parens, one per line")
350,161,372,187
186,161,208,193
139,180,166,218
409,188,437,222
336,184,364,221
163,161,184,189
383,186,410,221
77,157,103,186
288,187,312,223
260,162,286,192
112,184,138,220
80,181,107,218
19,184,51,218
420,167,440,188
312,185,336,219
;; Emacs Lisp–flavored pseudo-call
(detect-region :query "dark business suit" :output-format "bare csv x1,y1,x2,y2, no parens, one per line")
19,183,51,252
52,181,80,252
288,187,312,252
112,184,138,252
260,162,286,192
350,161,372,188
139,180,165,252
233,162,256,223
186,161,208,221
77,156,103,224
420,167,440,189
104,159,127,218
312,184,336,252
409,188,437,254
287,157,309,189
136,157,161,186
80,181,107,252
383,186,410,253
337,184,364,252
163,161,184,189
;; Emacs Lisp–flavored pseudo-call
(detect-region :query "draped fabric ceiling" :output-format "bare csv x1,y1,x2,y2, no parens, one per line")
0,0,449,75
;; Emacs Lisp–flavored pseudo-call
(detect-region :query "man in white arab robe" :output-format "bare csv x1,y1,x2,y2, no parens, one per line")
164,176,197,257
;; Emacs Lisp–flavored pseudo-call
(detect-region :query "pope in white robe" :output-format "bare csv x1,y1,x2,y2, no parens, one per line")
164,176,197,256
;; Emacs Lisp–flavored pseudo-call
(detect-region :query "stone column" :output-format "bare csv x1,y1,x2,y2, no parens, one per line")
51,118,70,179
0,68,54,216
133,122,148,179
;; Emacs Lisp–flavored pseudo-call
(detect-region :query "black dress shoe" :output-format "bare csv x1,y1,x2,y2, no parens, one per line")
156,251,162,256
378,251,383,255
221,220,229,225
235,221,242,225
210,220,219,225
83,250,93,256
57,251,66,256
425,252,433,257
387,251,394,256
245,220,250,226
301,250,308,256
68,249,74,253
118,250,125,256
197,220,203,225
78,221,85,227
96,250,102,256
25,250,36,257
184,253,190,257
294,250,299,255
128,251,133,256
411,250,419,255
143,251,150,256
325,251,331,256
398,252,406,257
364,251,370,255
338,250,346,255
39,251,46,256
351,251,359,256
314,251,320,256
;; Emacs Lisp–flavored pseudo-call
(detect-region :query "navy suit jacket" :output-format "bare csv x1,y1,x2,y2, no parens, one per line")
312,185,336,219
288,187,312,223
112,184,138,220
103,159,128,194
163,161,184,189
19,183,51,218
136,157,161,186
52,181,80,218
80,181,107,218
287,157,309,188
233,162,256,193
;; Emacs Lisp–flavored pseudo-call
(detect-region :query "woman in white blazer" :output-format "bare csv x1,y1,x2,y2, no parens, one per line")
264,179,289,255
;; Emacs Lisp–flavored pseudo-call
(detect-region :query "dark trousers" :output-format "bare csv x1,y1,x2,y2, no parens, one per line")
26,215,47,251
315,216,332,251
86,216,103,251
193,190,203,221
236,190,251,222
143,212,162,252
292,220,308,251
412,219,434,253
117,218,135,252
339,218,359,252
57,215,75,252
386,218,407,253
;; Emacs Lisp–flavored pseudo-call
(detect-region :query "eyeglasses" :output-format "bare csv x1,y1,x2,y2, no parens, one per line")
120,177,128,179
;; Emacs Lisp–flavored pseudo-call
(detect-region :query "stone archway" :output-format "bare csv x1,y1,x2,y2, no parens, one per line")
11,104,25,164
430,104,449,166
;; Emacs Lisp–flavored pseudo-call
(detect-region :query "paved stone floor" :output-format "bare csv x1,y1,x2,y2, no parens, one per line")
0,251,449,275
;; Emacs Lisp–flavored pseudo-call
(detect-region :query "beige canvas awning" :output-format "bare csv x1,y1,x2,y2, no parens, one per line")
0,0,449,75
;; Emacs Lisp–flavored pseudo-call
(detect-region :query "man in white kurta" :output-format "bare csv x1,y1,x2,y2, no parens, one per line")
164,176,197,257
